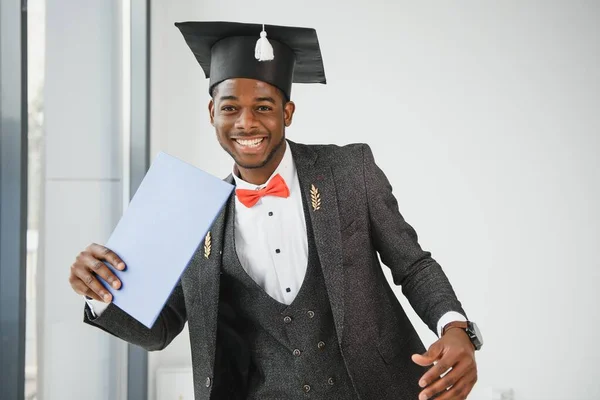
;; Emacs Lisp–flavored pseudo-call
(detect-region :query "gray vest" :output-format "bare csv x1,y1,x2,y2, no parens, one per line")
219,195,357,400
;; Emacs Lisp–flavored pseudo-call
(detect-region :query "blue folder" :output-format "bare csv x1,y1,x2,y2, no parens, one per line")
102,152,234,328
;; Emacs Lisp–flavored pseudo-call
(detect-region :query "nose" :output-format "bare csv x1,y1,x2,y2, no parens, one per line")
234,108,258,132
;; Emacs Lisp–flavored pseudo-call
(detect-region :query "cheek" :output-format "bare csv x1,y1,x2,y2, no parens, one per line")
262,116,284,133
212,125,230,146
213,119,231,136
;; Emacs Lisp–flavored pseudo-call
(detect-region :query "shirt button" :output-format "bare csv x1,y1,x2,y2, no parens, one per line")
328,377,335,386
284,316,292,324
317,341,326,350
293,349,301,357
268,211,273,216
303,384,311,393
205,377,211,388
307,310,315,318
275,249,281,254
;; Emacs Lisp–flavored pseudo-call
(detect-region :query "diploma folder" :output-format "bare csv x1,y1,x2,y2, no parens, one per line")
102,152,234,328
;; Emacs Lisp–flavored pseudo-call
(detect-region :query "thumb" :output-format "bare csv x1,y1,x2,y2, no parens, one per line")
412,342,443,366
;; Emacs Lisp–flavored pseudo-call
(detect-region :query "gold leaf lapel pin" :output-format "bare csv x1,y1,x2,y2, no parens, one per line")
310,184,321,211
204,231,212,259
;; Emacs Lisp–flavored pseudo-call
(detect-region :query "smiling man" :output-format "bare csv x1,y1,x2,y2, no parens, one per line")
69,21,482,400
211,78,293,186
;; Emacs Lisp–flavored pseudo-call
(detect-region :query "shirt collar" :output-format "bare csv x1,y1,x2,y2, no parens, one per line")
232,140,296,190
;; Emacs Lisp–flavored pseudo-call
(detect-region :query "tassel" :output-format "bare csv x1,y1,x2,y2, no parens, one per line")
255,24,274,62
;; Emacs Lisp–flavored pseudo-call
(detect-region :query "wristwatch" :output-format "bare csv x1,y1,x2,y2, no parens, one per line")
442,321,483,351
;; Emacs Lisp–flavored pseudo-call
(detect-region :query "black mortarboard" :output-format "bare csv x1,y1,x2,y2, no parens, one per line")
174,21,327,100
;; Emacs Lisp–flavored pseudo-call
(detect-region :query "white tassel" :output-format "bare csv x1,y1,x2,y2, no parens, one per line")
255,24,274,62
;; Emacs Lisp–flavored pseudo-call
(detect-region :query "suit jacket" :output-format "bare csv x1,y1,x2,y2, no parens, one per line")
84,140,467,400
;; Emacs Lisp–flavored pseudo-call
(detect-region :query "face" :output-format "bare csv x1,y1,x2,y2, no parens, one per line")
209,78,295,174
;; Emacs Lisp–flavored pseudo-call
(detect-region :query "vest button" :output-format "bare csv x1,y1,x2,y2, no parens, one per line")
293,349,302,357
303,384,311,393
307,310,315,318
284,316,292,324
328,377,335,386
317,341,326,350
205,377,211,388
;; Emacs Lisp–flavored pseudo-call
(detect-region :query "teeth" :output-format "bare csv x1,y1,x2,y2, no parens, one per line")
236,138,264,147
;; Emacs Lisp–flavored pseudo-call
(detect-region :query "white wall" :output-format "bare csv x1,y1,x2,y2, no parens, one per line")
41,0,126,399
150,2,600,399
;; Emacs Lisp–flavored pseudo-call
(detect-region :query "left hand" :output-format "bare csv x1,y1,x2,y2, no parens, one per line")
411,328,478,400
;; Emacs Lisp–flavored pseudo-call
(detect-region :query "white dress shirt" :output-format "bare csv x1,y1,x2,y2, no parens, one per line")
232,142,307,305
86,142,465,336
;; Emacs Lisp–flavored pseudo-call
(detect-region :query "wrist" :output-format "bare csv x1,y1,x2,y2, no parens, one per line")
442,321,468,336
442,320,484,351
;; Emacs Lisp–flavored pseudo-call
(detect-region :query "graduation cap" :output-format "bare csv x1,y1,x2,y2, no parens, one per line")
174,21,327,100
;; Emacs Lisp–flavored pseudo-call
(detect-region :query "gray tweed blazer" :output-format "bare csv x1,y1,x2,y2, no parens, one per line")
84,140,467,400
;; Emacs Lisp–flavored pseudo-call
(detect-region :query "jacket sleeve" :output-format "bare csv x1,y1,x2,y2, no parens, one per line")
361,143,467,334
83,280,187,351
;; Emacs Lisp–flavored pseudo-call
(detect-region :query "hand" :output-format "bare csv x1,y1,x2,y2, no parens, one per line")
68,243,125,303
411,328,478,400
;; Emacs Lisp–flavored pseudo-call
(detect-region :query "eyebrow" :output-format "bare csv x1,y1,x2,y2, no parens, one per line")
218,95,277,104
218,95,238,102
255,96,276,104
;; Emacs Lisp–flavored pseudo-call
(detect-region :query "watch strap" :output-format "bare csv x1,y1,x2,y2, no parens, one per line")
442,321,468,336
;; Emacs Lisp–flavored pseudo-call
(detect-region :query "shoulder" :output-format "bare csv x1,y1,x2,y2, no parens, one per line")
289,140,371,165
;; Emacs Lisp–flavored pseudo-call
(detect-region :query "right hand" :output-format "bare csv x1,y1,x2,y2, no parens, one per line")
69,243,125,303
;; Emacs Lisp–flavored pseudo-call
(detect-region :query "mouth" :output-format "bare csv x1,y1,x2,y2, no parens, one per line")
232,137,268,155
233,137,265,148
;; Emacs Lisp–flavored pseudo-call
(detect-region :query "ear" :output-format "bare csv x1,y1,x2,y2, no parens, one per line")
208,99,215,126
283,101,295,127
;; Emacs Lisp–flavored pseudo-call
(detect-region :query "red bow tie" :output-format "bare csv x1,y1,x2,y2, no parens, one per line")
236,174,290,208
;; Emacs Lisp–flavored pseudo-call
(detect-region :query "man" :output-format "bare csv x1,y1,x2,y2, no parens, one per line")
68,21,482,399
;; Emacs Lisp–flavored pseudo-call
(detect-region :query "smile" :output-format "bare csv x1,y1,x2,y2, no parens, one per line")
234,138,265,148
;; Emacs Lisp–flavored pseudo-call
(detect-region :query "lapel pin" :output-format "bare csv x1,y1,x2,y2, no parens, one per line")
310,184,322,211
204,231,212,259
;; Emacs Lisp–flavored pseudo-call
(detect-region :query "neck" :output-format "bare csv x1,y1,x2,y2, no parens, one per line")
236,140,287,185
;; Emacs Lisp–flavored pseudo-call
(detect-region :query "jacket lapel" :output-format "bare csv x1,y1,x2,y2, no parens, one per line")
195,174,235,366
289,140,345,345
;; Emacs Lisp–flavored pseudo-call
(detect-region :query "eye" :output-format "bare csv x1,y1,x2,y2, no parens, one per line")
221,105,236,112
257,105,273,112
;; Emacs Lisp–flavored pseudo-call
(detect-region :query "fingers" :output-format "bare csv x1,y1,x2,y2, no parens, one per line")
70,277,103,302
87,243,126,271
418,360,475,400
430,372,478,400
83,252,122,290
418,357,453,388
412,343,443,367
70,261,113,302
68,244,125,303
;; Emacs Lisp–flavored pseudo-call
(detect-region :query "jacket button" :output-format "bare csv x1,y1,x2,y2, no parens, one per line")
284,316,292,324
205,377,211,388
303,384,311,393
307,310,315,318
293,349,301,357
328,377,335,385
317,341,326,350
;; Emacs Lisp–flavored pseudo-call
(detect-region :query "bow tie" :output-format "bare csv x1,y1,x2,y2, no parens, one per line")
235,174,290,208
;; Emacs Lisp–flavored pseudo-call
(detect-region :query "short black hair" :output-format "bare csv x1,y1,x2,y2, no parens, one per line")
211,81,289,104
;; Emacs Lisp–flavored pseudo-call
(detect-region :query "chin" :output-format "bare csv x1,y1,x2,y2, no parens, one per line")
235,157,269,170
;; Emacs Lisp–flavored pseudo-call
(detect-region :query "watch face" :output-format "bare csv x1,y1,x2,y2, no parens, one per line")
467,321,483,350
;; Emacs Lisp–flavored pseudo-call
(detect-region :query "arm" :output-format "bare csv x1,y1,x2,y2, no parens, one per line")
83,280,187,351
361,144,467,334
70,243,187,351
360,145,479,399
